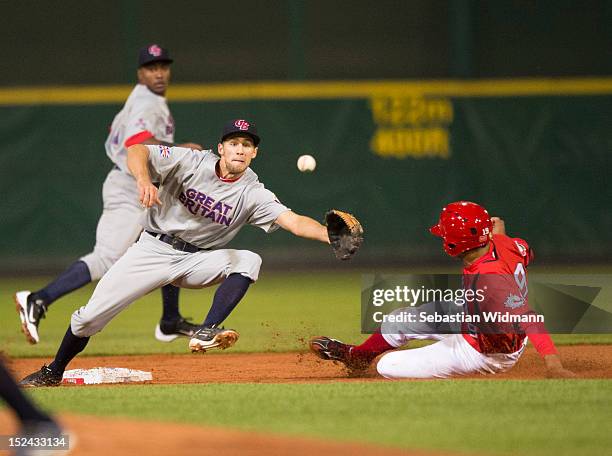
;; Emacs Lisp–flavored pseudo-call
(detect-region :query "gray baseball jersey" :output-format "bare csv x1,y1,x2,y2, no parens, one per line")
105,84,175,172
143,145,290,248
71,146,290,337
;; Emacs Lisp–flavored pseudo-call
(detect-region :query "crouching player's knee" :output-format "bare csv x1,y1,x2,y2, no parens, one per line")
230,250,262,282
376,352,400,379
376,351,429,379
380,307,409,335
70,307,104,338
378,307,420,348
80,252,118,281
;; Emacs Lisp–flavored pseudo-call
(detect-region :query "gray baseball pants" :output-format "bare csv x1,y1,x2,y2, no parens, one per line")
71,231,262,337
80,169,144,281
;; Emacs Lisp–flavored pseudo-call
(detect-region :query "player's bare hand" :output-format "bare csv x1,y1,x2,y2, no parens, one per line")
137,180,162,208
546,366,578,379
544,354,576,378
178,142,203,150
491,217,506,235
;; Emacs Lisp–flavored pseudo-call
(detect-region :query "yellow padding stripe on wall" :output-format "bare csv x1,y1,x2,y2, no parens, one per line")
1,78,611,105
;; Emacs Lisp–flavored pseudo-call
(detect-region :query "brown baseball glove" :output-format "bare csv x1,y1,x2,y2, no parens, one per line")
325,210,364,260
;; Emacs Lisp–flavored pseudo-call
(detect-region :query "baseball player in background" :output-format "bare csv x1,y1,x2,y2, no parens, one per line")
15,44,202,345
311,201,576,379
19,118,345,387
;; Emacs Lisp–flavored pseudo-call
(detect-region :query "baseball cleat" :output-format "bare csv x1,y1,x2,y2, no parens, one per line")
19,365,63,388
155,318,201,342
15,291,48,345
309,336,353,362
309,336,372,373
189,326,239,353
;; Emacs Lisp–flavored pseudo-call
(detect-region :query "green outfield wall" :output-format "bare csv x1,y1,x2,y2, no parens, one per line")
1,79,611,269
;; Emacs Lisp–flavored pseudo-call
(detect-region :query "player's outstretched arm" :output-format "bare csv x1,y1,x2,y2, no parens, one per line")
127,144,162,208
522,324,576,378
275,211,330,243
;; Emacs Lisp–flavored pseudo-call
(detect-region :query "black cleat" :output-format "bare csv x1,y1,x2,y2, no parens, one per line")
15,291,48,344
155,318,201,342
189,326,239,353
309,336,353,362
19,365,62,388
309,336,372,373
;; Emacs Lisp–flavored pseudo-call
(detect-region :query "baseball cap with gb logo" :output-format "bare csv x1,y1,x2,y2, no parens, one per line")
221,119,261,146
138,43,173,67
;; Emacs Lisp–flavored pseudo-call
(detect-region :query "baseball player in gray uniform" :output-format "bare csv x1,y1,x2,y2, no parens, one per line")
20,118,336,387
15,44,202,345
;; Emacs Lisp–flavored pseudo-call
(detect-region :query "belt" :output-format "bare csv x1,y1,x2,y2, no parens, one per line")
146,231,205,253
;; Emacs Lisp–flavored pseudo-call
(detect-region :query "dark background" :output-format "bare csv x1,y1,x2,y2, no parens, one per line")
2,0,611,85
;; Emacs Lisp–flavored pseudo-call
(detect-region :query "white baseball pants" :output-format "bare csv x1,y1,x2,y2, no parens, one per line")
377,305,527,379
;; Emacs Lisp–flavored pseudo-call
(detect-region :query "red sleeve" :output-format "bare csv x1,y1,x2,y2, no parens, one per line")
125,130,154,147
527,332,557,356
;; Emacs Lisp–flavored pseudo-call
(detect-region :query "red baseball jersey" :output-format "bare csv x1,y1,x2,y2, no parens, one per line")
461,234,556,356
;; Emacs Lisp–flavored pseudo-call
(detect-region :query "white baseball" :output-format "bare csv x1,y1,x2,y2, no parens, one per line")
297,155,316,172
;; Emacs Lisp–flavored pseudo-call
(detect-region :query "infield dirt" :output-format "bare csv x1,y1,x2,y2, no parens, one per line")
1,345,609,456
7,344,612,384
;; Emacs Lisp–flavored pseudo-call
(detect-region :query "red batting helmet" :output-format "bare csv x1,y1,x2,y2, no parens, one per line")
430,201,492,256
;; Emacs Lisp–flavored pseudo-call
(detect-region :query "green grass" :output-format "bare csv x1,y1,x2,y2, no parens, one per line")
1,273,611,357
21,380,612,456
0,272,365,357
2,273,611,456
